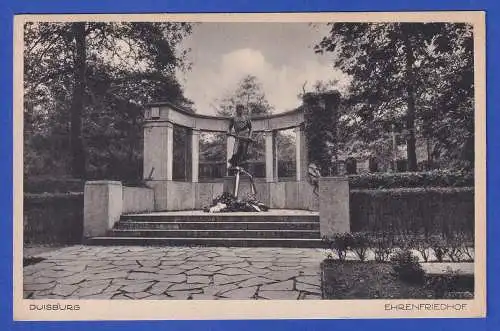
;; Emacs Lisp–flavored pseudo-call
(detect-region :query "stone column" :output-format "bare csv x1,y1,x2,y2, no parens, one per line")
295,126,304,181
265,130,275,182
191,129,200,182
300,126,308,181
166,122,174,181
226,134,235,175
143,121,174,180
83,181,123,238
273,130,278,180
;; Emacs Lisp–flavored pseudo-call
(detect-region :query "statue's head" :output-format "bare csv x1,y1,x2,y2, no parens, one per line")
235,104,244,116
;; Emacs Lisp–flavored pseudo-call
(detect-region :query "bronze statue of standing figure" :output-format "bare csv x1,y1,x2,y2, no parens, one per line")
203,104,268,212
227,104,257,198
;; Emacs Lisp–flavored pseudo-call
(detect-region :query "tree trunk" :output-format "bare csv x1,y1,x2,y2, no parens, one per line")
69,22,86,178
402,26,418,171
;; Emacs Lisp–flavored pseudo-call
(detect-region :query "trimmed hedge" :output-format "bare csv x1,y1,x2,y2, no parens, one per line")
348,171,473,189
24,177,85,194
350,187,474,235
24,193,84,244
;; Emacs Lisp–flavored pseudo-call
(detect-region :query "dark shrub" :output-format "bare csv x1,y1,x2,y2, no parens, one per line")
411,235,433,262
393,231,416,251
351,232,370,261
323,233,354,261
390,249,425,284
24,177,84,193
396,159,407,172
425,270,460,299
348,170,473,189
23,256,45,267
24,193,83,244
350,187,474,237
370,231,395,262
368,157,379,173
345,157,357,175
429,234,450,262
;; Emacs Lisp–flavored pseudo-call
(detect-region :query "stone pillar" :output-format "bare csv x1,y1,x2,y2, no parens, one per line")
273,131,278,180
191,129,200,182
265,130,275,182
226,135,235,175
143,121,174,180
299,126,308,181
166,122,174,181
319,177,350,236
83,181,123,238
295,125,307,181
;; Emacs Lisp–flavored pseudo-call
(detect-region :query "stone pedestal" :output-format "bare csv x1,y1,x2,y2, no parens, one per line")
83,181,123,238
319,177,350,236
226,135,235,176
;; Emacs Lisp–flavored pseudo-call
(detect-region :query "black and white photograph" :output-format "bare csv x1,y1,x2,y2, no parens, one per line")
16,13,485,319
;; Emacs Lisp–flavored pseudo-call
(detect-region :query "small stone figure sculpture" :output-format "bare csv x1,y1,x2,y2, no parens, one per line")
307,162,321,196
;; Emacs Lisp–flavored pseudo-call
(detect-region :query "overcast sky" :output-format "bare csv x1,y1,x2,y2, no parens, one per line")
176,23,348,115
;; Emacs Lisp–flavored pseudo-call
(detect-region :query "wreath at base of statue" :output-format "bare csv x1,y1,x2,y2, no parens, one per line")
203,191,269,213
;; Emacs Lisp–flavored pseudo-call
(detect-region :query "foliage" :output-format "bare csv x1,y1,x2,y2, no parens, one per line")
322,230,474,263
315,23,474,171
351,232,370,261
321,259,438,299
350,187,474,236
322,233,354,261
201,75,296,168
445,231,475,262
390,249,425,284
348,170,473,189
24,22,193,179
24,193,83,244
213,75,274,116
429,234,450,263
24,177,84,193
411,236,433,263
370,231,396,262
303,91,342,175
425,269,461,299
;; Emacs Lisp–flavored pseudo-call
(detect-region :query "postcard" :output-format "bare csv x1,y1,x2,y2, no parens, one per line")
14,11,486,320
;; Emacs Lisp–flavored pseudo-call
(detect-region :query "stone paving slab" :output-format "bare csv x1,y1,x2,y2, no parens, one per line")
24,246,324,300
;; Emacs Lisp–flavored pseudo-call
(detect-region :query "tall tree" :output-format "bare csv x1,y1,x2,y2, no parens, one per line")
69,22,86,178
201,75,272,165
24,22,193,179
213,75,274,116
201,75,297,174
418,24,474,170
315,22,474,171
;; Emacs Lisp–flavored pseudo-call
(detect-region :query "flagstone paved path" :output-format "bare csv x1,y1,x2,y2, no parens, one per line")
24,246,325,300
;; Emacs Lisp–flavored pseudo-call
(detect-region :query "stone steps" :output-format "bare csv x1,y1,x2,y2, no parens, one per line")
115,221,320,231
86,236,325,248
88,209,322,248
108,229,319,239
120,214,318,223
